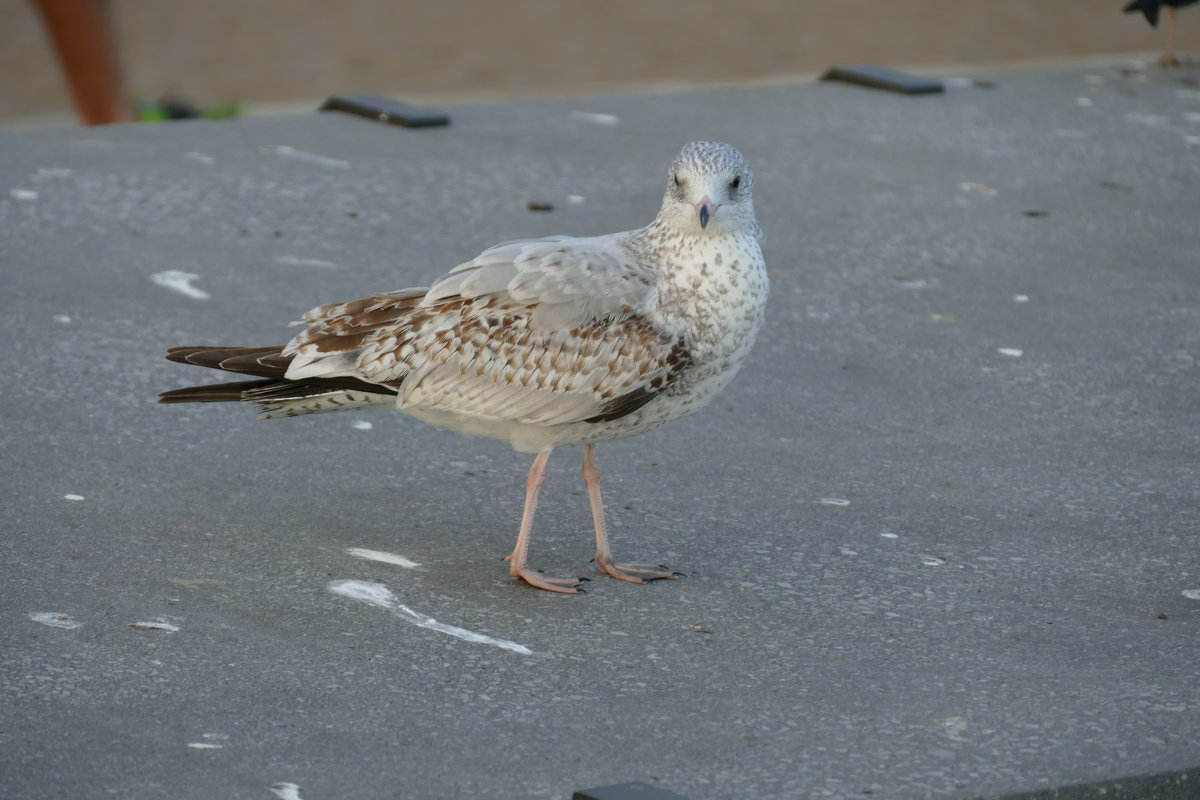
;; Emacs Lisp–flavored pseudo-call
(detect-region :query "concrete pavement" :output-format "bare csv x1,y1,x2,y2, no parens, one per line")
1,62,1197,799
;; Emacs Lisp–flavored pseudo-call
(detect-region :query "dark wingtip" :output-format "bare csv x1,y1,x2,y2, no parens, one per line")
1122,0,1159,25
164,346,199,364
162,345,289,375
158,378,276,403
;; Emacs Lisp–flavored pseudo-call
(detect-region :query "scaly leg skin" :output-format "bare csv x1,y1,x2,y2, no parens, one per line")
583,444,679,584
504,448,587,593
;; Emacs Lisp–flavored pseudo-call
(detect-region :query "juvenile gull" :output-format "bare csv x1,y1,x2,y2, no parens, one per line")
160,141,769,593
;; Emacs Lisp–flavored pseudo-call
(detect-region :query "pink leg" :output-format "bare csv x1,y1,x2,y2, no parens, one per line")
1163,7,1181,67
504,448,585,593
583,444,678,584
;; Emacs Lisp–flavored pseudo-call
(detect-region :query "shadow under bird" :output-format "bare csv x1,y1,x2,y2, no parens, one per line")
160,141,769,593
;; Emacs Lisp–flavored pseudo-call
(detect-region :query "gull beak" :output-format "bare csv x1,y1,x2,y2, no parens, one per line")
696,195,718,229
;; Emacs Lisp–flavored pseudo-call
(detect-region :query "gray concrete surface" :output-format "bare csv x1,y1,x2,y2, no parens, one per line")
1,63,1198,800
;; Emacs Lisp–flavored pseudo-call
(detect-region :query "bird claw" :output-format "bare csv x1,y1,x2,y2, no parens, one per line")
597,560,681,584
510,566,587,594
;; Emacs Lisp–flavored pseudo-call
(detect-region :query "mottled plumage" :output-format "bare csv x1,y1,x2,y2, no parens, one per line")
161,141,769,593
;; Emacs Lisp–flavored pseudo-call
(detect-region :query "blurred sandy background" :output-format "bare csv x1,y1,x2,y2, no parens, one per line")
0,0,1187,125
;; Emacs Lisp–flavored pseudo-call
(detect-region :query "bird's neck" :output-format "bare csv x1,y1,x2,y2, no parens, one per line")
633,222,768,354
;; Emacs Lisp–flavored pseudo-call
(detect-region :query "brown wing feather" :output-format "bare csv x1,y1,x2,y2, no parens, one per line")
159,345,398,408
165,346,289,377
297,290,427,354
298,295,688,426
166,287,687,426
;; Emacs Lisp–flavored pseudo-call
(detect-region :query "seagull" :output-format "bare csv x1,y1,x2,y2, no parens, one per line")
1124,0,1196,66
160,141,769,594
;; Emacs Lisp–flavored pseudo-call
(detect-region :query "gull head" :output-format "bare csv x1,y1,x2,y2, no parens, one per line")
658,141,756,237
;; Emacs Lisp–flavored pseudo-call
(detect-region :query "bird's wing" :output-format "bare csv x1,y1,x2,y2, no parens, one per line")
283,234,687,427
1123,0,1159,25
424,234,656,328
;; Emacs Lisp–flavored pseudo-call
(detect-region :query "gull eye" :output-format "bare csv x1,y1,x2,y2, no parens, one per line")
730,175,742,190
673,173,682,188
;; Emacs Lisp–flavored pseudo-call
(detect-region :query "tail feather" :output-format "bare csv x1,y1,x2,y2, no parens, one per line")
159,344,398,414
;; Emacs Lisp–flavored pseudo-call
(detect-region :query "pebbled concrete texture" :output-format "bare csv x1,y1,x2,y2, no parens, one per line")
0,63,1197,800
